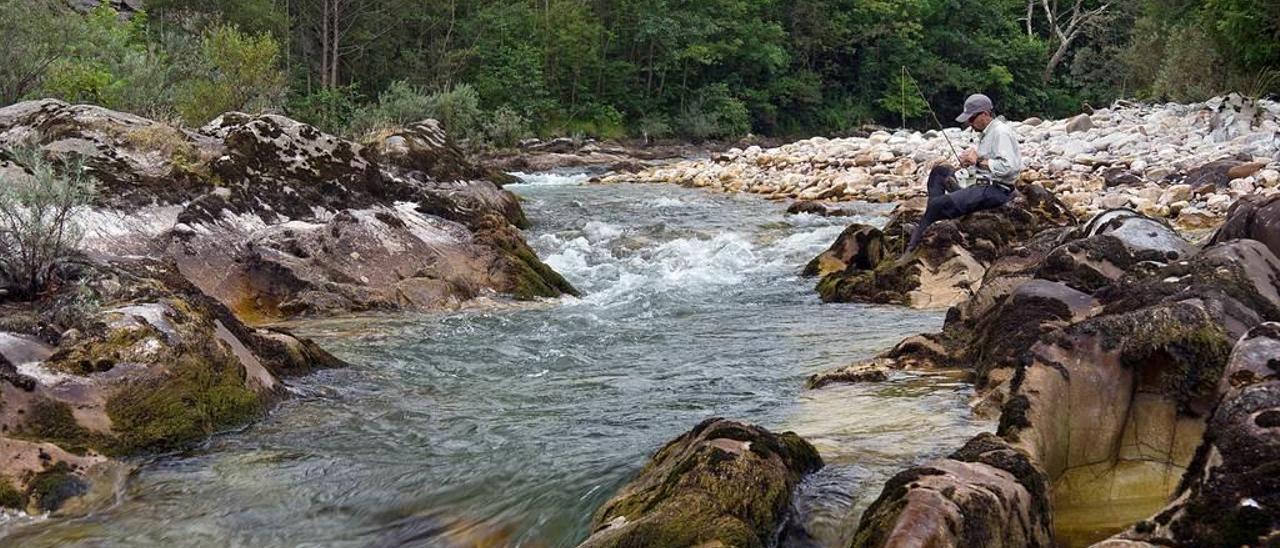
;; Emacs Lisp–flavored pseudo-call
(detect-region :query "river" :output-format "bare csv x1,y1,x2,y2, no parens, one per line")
2,171,990,547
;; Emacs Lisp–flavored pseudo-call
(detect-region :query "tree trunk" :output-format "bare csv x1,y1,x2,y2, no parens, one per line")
1043,35,1075,83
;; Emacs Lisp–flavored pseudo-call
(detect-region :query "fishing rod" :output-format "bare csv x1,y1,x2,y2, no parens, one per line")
901,66,965,168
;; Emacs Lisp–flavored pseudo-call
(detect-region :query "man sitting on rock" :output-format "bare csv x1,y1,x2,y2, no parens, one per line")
905,93,1024,253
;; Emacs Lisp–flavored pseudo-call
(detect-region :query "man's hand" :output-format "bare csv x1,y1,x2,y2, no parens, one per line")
960,148,979,167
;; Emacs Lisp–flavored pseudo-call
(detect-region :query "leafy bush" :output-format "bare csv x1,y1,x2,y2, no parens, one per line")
678,86,752,141
0,148,95,300
288,84,364,135
635,114,673,142
1152,23,1225,102
176,25,286,125
422,84,484,142
483,106,532,148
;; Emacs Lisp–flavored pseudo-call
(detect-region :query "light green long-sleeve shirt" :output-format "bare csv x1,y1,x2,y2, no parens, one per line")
977,118,1023,185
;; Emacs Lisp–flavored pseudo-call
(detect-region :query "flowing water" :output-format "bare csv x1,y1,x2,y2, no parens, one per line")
3,171,991,547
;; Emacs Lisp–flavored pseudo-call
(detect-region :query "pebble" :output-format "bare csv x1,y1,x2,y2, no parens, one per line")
604,94,1280,229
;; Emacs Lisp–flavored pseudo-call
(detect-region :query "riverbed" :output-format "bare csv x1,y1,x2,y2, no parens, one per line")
2,171,990,547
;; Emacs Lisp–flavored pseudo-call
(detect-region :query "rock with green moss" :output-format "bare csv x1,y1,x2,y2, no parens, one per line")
1100,322,1280,546
851,433,1053,548
579,418,822,548
829,202,1280,547
813,185,1074,309
0,99,575,322
0,258,342,515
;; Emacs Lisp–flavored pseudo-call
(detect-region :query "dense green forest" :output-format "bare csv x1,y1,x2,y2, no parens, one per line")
2,0,1277,144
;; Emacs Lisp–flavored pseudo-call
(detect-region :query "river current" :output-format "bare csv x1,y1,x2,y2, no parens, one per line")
3,172,990,547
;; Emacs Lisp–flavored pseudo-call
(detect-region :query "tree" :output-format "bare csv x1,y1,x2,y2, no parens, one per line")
1028,0,1113,82
177,25,286,124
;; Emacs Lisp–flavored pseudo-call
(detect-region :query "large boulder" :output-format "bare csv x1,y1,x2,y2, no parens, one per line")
1098,323,1280,546
579,418,822,548
1210,192,1280,259
0,258,341,515
814,185,1074,309
0,100,575,321
827,196,1280,547
851,433,1053,548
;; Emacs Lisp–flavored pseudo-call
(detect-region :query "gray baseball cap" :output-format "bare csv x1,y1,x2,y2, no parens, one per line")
956,93,993,123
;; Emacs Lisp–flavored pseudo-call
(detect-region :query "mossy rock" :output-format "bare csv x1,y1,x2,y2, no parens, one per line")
14,398,104,456
25,462,87,513
581,418,822,548
0,476,23,509
105,346,265,455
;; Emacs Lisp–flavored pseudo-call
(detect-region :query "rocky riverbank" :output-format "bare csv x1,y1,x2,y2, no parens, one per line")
587,196,1279,548
824,194,1280,547
0,100,575,517
585,156,1279,544
604,94,1280,232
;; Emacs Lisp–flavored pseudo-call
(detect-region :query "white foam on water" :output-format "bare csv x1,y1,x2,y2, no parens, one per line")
508,171,592,187
536,214,846,309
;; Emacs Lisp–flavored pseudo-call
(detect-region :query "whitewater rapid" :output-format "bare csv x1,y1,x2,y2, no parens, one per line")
4,171,989,547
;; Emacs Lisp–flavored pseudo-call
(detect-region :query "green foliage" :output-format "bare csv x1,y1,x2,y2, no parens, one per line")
176,25,286,125
483,107,533,148
6,0,1279,141
0,148,95,300
288,84,364,135
878,72,929,126
1152,23,1226,102
1205,0,1280,70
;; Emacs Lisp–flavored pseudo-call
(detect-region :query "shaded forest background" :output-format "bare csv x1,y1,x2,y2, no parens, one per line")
2,0,1278,145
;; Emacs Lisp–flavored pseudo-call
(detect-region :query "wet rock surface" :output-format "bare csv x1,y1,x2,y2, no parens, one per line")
851,433,1053,548
811,185,1075,309
0,258,341,515
816,200,1280,546
1098,322,1280,547
0,99,575,322
579,418,822,548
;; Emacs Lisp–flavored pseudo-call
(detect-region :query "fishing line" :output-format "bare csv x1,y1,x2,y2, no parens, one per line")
902,66,964,167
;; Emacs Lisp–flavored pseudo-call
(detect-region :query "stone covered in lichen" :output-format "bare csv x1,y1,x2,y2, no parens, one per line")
579,418,822,548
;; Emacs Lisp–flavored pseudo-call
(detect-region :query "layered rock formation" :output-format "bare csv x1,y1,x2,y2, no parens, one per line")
0,99,575,321
604,95,1280,230
810,201,1280,546
579,418,822,548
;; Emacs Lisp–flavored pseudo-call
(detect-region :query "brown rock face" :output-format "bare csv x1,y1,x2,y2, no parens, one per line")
1101,323,1280,547
803,224,885,277
1211,192,1280,259
579,418,822,548
851,433,1053,548
813,185,1074,309
0,258,341,515
831,202,1280,547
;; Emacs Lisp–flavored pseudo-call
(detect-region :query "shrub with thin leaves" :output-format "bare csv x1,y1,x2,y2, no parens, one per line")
0,148,95,300
483,106,532,148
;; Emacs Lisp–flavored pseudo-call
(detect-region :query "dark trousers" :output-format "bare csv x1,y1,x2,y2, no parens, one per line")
906,165,1013,252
